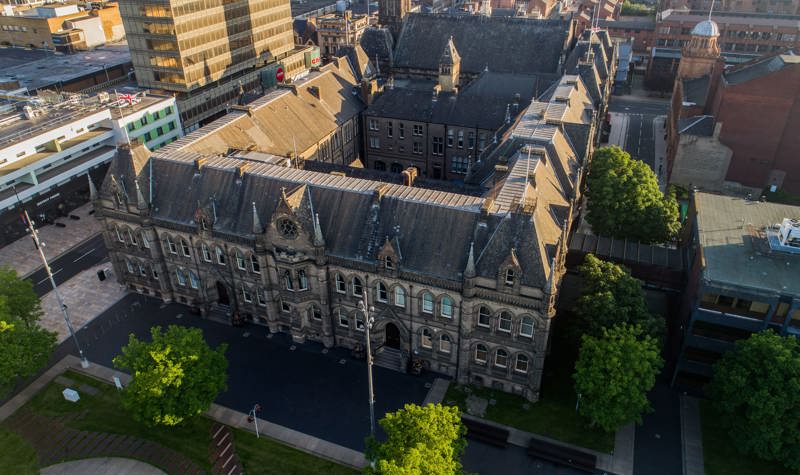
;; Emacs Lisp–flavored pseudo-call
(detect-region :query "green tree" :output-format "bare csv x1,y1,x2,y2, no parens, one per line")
0,267,43,328
573,324,662,432
0,268,56,392
586,146,680,243
113,325,228,427
708,331,800,471
574,254,664,339
365,403,466,475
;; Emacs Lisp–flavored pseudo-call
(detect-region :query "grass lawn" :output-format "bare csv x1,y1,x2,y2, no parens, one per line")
0,426,38,475
699,400,795,475
444,355,614,453
4,370,356,475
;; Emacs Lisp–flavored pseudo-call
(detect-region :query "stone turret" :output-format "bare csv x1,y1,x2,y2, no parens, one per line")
437,37,461,93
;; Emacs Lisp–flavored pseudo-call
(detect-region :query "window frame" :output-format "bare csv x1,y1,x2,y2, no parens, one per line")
422,292,434,314
474,344,488,363
495,349,508,368
515,354,529,374
498,312,513,333
335,273,346,293
250,254,260,273
377,282,388,302
478,306,491,328
352,277,363,297
421,328,433,349
201,243,212,262
520,316,534,338
440,334,452,354
394,287,406,308
166,236,177,254
440,296,454,318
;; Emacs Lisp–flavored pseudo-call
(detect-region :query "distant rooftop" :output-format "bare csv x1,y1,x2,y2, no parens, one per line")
695,192,800,297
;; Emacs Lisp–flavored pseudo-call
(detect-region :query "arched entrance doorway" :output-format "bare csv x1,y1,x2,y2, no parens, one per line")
385,322,401,349
216,281,230,305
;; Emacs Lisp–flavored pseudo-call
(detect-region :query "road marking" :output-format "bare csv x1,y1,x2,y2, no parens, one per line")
36,268,61,285
73,248,96,263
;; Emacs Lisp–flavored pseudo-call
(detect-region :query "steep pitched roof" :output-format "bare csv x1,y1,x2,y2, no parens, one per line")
723,53,799,86
393,14,570,75
359,27,394,70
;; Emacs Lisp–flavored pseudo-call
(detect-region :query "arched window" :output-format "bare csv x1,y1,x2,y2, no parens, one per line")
477,306,490,328
250,254,260,273
421,328,433,349
355,311,365,331
376,282,388,302
235,249,246,270
284,271,294,291
166,236,177,254
256,288,267,306
374,160,386,171
337,308,349,328
175,268,186,286
422,292,434,314
474,344,488,363
201,243,211,262
128,229,138,245
141,231,150,249
441,296,454,318
498,312,512,333
440,334,452,354
520,316,534,338
125,259,134,273
115,226,124,243
180,238,191,257
394,287,406,307
298,270,308,290
241,285,252,303
137,261,146,276
352,277,363,297
309,305,322,320
515,354,529,374
335,273,346,293
189,270,199,289
215,247,226,265
390,162,403,173
495,349,508,368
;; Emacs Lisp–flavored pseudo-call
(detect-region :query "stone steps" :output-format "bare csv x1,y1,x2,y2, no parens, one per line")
373,347,404,372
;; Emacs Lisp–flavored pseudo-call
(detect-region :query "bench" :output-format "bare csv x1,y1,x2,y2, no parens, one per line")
462,417,509,447
527,438,597,473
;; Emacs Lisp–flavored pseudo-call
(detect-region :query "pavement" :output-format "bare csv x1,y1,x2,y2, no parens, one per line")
41,458,166,475
680,395,706,475
27,233,108,297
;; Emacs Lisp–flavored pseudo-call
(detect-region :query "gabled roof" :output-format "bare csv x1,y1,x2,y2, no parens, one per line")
336,44,374,81
393,14,570,75
678,115,715,137
723,53,800,86
359,27,394,70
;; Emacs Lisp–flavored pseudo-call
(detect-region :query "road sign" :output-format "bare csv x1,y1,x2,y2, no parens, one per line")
276,67,285,83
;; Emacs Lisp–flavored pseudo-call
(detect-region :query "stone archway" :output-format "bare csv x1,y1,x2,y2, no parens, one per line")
385,322,401,349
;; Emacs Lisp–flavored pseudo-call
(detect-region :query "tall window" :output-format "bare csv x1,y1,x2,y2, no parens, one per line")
284,271,294,291
115,227,124,242
180,239,190,257
251,254,260,273
475,344,488,363
441,296,453,318
256,288,267,306
175,268,186,286
125,260,134,273
298,270,308,290
457,130,464,148
369,136,380,149
468,131,475,149
440,334,452,354
338,309,349,328
422,292,434,314
355,312,365,331
141,232,150,248
495,349,508,368
384,256,394,269
386,121,393,137
421,328,432,349
138,263,146,276
201,243,211,262
189,270,199,289
504,269,515,286
432,136,444,155
235,250,246,270
398,123,405,139
377,282,388,302
128,230,138,245
447,129,454,147
478,306,490,328
515,354,529,373
520,316,534,338
394,287,406,307
335,273,346,293
368,118,379,131
166,236,177,254
352,277,363,297
309,305,322,320
498,312,512,333
413,124,423,136
215,247,226,265
241,285,252,303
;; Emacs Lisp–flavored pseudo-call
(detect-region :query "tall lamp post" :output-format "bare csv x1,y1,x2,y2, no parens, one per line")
358,293,376,437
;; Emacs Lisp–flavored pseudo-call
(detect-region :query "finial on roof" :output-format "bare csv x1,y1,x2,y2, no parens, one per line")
252,202,262,234
708,0,715,21
464,241,476,278
134,179,147,210
87,173,98,201
313,212,325,246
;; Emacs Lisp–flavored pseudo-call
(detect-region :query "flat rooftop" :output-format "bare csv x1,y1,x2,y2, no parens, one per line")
0,97,109,149
695,192,800,298
0,44,131,92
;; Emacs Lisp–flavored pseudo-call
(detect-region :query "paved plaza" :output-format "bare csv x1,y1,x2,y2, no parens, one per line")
41,458,166,475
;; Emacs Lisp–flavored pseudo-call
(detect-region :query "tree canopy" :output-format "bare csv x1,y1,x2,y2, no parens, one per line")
365,403,467,475
586,146,680,244
0,267,56,392
113,325,228,427
708,331,800,471
574,254,664,340
573,324,662,432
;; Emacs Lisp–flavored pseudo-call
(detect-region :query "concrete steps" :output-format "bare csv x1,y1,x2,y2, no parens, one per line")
373,347,404,372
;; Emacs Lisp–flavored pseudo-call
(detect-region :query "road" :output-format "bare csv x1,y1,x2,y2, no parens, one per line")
26,233,107,297
608,97,669,173
41,293,590,475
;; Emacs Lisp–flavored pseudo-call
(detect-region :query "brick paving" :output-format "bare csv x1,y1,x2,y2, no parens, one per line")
0,203,100,277
209,423,243,475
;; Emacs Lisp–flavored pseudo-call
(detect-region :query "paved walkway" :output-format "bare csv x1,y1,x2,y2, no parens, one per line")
422,377,450,405
613,423,636,475
39,263,126,343
653,115,668,193
41,457,166,475
681,395,706,475
0,202,101,277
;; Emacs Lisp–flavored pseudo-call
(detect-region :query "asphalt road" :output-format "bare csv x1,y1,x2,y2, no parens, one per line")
26,233,108,297
608,97,669,116
634,379,683,475
43,293,590,475
608,97,668,172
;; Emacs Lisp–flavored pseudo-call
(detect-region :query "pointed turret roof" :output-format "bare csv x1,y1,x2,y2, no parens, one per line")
440,36,460,66
252,201,263,234
464,241,476,278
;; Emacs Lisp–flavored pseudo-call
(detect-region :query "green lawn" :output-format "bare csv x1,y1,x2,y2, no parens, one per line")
0,426,38,475
4,370,356,475
699,400,795,475
444,356,614,453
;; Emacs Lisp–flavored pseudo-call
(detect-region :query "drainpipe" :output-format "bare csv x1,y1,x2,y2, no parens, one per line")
455,298,464,383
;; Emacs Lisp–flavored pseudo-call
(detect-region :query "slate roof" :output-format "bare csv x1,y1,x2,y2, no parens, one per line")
336,44,375,81
678,115,715,137
364,71,540,130
359,28,394,71
393,14,571,75
723,53,799,86
164,63,364,158
682,75,710,107
596,18,655,30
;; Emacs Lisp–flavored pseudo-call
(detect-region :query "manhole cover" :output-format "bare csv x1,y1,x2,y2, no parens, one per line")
290,345,296,351
339,359,346,365
243,332,250,338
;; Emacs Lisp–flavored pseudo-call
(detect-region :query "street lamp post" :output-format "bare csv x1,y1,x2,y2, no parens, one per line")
247,404,262,438
358,294,376,437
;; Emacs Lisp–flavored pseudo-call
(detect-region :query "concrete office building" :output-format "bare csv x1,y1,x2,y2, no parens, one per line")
117,0,309,132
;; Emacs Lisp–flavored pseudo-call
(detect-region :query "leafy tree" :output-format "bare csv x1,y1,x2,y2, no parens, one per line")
707,331,800,471
365,403,466,475
586,146,680,244
574,254,664,339
573,324,662,432
113,325,228,427
0,267,43,328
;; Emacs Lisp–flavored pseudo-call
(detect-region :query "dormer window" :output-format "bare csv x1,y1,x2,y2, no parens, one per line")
504,269,515,287
385,256,394,270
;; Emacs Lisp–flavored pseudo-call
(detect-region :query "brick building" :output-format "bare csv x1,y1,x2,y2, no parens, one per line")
597,18,656,53
661,0,800,16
